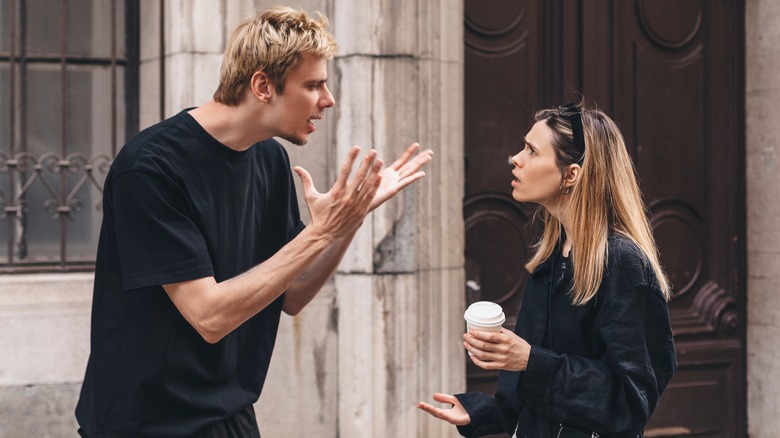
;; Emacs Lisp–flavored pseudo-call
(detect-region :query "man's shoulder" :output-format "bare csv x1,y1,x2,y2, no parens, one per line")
111,111,191,175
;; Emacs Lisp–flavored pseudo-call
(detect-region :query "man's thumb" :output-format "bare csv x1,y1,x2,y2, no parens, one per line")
293,166,316,194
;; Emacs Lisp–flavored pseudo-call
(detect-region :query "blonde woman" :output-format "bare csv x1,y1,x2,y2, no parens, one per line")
418,103,676,438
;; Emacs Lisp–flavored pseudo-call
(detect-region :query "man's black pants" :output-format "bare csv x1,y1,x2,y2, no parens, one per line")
77,404,261,438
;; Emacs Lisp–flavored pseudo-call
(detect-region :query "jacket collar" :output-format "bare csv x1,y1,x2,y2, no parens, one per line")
531,241,563,276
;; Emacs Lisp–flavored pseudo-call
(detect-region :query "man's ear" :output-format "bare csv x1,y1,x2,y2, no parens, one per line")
563,163,581,190
249,71,274,103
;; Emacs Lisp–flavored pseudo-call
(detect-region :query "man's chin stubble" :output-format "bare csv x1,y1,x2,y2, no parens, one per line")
281,134,307,146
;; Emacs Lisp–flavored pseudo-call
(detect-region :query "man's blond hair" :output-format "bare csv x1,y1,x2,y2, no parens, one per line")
213,6,338,105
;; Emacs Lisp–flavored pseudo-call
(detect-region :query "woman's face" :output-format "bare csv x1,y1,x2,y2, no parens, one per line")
510,120,564,207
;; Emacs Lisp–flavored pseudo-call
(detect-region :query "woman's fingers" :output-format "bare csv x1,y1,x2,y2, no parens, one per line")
432,392,459,405
464,330,504,353
416,393,471,426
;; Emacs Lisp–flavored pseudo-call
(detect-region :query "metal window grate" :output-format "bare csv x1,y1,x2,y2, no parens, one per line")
0,0,139,272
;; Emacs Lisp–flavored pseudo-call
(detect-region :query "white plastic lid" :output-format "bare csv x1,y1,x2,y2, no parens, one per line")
464,301,506,326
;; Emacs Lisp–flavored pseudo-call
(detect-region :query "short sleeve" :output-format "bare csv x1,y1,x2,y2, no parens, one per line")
111,170,214,290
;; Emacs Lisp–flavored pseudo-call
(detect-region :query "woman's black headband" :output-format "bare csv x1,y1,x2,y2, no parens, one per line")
557,103,586,164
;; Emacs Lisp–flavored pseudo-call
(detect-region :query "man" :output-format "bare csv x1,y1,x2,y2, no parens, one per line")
75,6,432,437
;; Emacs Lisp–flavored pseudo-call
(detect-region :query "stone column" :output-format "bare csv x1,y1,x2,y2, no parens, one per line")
330,0,465,437
746,1,780,436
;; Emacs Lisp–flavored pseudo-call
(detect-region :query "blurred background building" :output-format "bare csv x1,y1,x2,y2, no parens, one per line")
0,0,776,437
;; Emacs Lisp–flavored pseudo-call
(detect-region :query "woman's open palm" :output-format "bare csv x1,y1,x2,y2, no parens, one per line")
417,393,471,426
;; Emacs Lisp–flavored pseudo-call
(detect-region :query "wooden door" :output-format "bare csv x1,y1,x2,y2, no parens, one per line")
464,1,746,436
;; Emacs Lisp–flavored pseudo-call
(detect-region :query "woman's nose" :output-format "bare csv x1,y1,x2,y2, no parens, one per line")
509,152,522,167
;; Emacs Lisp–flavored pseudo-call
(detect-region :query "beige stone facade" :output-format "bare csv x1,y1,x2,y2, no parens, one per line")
0,0,778,437
746,0,780,436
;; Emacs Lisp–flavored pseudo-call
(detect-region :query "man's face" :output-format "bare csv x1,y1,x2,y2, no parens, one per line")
269,53,335,145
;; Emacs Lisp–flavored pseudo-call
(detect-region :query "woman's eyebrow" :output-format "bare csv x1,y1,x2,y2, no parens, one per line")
522,136,537,150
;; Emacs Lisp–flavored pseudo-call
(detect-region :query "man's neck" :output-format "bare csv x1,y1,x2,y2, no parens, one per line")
188,100,272,151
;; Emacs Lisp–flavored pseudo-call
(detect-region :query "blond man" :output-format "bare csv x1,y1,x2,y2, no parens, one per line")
76,7,432,437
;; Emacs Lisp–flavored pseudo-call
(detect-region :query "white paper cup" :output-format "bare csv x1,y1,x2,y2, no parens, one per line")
464,301,506,356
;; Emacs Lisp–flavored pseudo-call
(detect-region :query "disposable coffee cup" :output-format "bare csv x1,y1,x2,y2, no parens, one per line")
464,301,506,356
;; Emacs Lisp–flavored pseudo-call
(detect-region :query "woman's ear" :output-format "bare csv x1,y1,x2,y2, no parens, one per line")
249,70,273,103
562,163,581,190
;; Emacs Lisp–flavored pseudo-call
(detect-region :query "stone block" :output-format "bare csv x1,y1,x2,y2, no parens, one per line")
164,52,223,116
746,251,780,328
335,273,439,438
746,0,780,92
332,0,419,56
165,0,226,55
0,274,93,386
747,322,780,437
0,383,81,438
255,279,338,437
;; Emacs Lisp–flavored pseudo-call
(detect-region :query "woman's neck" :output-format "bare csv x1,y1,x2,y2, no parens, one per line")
549,206,574,257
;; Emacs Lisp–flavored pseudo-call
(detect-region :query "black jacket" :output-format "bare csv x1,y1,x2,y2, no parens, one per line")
455,235,677,438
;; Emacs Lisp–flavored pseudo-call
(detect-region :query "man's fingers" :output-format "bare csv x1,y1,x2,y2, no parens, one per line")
398,149,433,178
349,149,379,193
390,143,421,170
335,146,362,189
293,166,317,196
393,171,426,193
357,159,383,204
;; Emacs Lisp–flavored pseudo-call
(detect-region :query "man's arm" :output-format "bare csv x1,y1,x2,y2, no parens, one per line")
282,231,354,315
163,147,382,344
281,143,433,314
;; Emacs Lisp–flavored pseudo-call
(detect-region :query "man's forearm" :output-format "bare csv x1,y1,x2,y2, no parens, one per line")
164,225,339,343
282,228,357,315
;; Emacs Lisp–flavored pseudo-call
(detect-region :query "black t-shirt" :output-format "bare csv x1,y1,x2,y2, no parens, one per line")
76,109,305,437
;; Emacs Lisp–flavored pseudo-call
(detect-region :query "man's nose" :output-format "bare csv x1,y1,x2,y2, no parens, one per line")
321,85,335,108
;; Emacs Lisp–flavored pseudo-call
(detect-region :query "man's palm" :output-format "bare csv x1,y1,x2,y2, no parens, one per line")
370,143,433,211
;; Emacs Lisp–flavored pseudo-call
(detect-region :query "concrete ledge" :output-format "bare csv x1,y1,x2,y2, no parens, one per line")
0,273,93,386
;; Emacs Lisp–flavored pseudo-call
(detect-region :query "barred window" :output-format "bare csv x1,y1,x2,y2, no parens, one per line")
0,0,138,272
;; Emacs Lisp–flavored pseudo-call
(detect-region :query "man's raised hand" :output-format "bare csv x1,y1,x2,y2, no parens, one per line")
294,146,383,240
370,143,433,211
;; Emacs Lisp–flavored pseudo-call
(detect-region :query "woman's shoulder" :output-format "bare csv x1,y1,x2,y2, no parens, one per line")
604,233,660,291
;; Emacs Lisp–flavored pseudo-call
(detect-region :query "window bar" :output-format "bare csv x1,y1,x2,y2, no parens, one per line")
59,0,67,267
7,0,17,265
160,0,165,121
15,0,28,264
125,0,140,147
111,0,117,157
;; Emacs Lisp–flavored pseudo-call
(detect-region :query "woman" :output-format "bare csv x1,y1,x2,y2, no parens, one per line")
418,102,677,438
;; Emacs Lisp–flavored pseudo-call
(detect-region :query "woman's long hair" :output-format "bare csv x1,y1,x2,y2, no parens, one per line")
524,102,672,304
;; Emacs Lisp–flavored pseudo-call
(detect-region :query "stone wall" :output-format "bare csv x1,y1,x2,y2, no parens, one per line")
0,1,465,437
745,1,780,437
